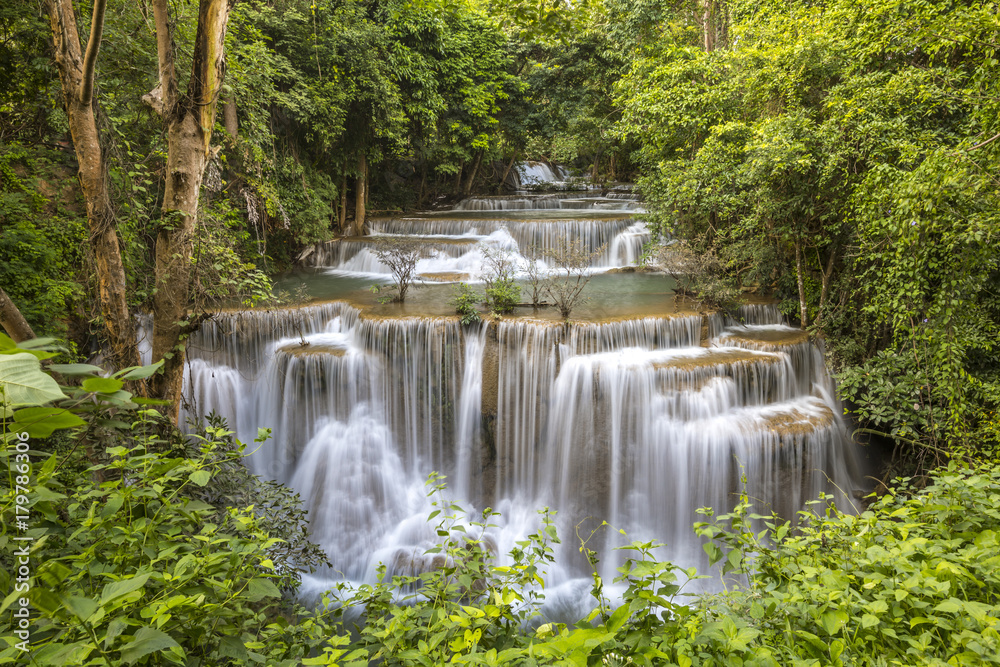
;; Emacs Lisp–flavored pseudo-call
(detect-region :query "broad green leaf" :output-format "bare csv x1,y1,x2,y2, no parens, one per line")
189,469,211,487
218,636,249,661
100,573,151,604
12,407,86,437
120,627,181,663
0,353,65,406
63,595,99,622
48,363,105,376
246,577,281,602
115,360,164,380
104,617,128,649
82,377,125,394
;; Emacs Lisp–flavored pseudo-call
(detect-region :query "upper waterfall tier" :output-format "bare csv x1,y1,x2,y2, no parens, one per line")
178,301,863,609
453,192,644,213
302,215,650,275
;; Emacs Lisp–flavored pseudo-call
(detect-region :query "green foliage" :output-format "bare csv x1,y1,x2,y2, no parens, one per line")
0,145,87,341
0,337,347,665
616,0,1000,462
452,283,482,326
481,246,521,315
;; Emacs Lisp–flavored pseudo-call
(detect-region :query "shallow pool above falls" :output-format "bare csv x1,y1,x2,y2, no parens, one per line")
171,191,866,621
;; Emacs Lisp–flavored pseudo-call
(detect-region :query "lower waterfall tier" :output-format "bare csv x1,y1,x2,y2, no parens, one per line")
177,302,864,617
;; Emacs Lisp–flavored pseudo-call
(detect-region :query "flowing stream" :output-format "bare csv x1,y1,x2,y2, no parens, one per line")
166,179,864,619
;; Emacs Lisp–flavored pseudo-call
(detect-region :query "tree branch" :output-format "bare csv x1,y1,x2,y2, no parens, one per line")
151,0,178,116
967,132,1000,151
0,286,36,343
79,0,107,105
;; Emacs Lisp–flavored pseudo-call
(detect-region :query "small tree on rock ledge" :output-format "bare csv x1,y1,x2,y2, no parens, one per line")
543,239,606,319
372,237,424,303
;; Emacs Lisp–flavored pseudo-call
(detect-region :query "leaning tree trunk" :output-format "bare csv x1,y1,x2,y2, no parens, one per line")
354,152,367,236
148,0,234,418
0,287,35,343
499,152,518,191
48,0,138,370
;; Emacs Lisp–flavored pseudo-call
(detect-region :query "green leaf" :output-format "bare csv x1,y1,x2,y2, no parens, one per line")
218,636,249,661
189,469,211,487
246,577,281,602
64,595,99,623
49,363,105,376
82,377,125,394
104,617,128,649
0,353,66,406
115,360,164,380
100,573,151,605
12,407,86,437
120,626,181,663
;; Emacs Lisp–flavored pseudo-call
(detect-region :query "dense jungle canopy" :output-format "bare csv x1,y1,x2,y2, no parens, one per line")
2,0,1000,664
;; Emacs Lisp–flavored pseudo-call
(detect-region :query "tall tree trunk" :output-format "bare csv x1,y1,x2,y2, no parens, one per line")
0,287,35,343
47,0,138,370
354,152,367,236
702,0,716,52
453,161,464,194
417,161,428,207
338,167,347,233
463,150,483,195
815,240,840,329
794,239,809,328
499,151,518,191
148,0,234,419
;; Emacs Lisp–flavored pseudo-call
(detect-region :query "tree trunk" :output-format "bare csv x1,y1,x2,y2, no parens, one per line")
499,152,518,190
703,0,716,52
453,161,464,193
463,150,483,195
149,0,234,419
815,240,840,329
794,239,809,328
417,161,428,207
338,168,347,233
47,0,138,371
354,152,367,236
0,287,35,343
223,96,238,138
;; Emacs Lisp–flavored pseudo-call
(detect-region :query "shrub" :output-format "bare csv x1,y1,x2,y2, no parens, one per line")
481,245,521,315
371,237,424,303
543,238,606,319
452,283,482,326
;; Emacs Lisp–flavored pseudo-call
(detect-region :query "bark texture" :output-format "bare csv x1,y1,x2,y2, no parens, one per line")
353,152,367,236
149,0,235,418
0,287,36,343
48,0,138,370
463,150,483,195
794,239,809,327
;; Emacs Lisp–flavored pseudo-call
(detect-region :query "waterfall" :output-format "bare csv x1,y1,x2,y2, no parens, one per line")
305,218,651,274
179,302,862,615
516,161,570,187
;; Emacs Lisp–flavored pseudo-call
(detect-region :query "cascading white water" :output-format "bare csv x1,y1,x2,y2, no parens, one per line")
179,302,861,617
305,218,650,275
517,161,570,187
